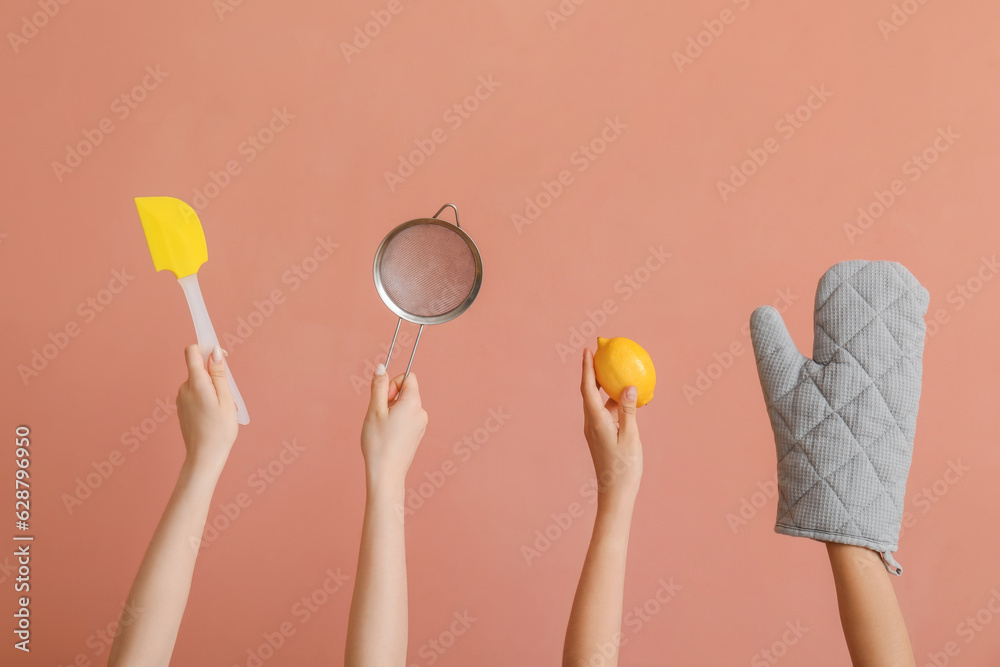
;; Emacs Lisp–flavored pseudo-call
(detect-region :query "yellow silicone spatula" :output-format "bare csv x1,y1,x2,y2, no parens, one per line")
135,196,250,425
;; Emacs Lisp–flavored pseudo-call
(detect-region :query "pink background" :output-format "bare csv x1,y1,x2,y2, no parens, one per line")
3,0,1000,665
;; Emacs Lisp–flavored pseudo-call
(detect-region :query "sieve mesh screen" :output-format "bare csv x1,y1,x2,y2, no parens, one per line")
379,223,477,318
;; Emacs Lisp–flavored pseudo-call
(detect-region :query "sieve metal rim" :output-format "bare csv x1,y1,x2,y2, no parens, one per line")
373,217,483,326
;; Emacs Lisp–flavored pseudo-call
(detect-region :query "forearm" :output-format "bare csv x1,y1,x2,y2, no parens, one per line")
345,479,408,667
563,494,636,667
107,458,222,667
826,543,915,667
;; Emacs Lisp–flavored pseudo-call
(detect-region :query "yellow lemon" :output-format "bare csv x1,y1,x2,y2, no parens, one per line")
593,337,655,407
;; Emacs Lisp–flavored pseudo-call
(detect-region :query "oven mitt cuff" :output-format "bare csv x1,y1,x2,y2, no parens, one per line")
749,260,929,575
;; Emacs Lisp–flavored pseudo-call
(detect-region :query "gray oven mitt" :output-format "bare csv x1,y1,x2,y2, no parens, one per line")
749,260,929,575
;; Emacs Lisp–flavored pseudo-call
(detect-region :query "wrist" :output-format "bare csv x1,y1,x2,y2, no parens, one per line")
364,459,409,494
182,451,227,483
593,495,636,546
364,475,406,526
597,483,640,512
178,456,225,498
365,471,406,503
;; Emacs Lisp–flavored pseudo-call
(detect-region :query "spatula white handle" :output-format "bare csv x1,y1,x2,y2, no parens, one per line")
178,274,250,425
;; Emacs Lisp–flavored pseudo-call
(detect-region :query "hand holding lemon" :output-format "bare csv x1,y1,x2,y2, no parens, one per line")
579,337,654,505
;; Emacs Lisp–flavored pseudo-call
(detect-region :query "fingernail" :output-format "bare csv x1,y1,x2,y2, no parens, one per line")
212,345,224,362
625,386,637,402
375,363,386,376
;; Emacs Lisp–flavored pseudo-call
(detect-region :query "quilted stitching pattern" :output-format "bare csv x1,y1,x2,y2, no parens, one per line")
750,261,929,574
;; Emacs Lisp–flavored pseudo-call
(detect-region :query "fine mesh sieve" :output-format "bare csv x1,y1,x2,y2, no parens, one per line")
373,203,483,379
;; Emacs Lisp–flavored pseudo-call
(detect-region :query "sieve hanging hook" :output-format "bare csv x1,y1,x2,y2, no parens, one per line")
432,203,461,228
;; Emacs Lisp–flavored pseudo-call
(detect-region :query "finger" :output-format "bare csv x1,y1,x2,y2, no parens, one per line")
749,305,806,402
184,345,210,385
580,349,605,415
617,386,639,441
386,373,404,404
207,345,234,406
396,372,421,406
368,364,389,418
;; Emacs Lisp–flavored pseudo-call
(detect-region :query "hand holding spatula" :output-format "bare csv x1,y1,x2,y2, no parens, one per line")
135,196,250,425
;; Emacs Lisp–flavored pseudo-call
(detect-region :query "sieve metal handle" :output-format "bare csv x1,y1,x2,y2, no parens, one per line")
432,203,461,228
384,318,423,385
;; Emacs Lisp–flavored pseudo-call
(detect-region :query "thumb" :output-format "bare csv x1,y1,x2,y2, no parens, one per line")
207,345,234,406
617,386,638,440
184,344,209,384
749,306,805,401
368,364,389,418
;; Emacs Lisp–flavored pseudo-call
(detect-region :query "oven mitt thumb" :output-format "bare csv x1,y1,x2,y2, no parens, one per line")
749,260,929,575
